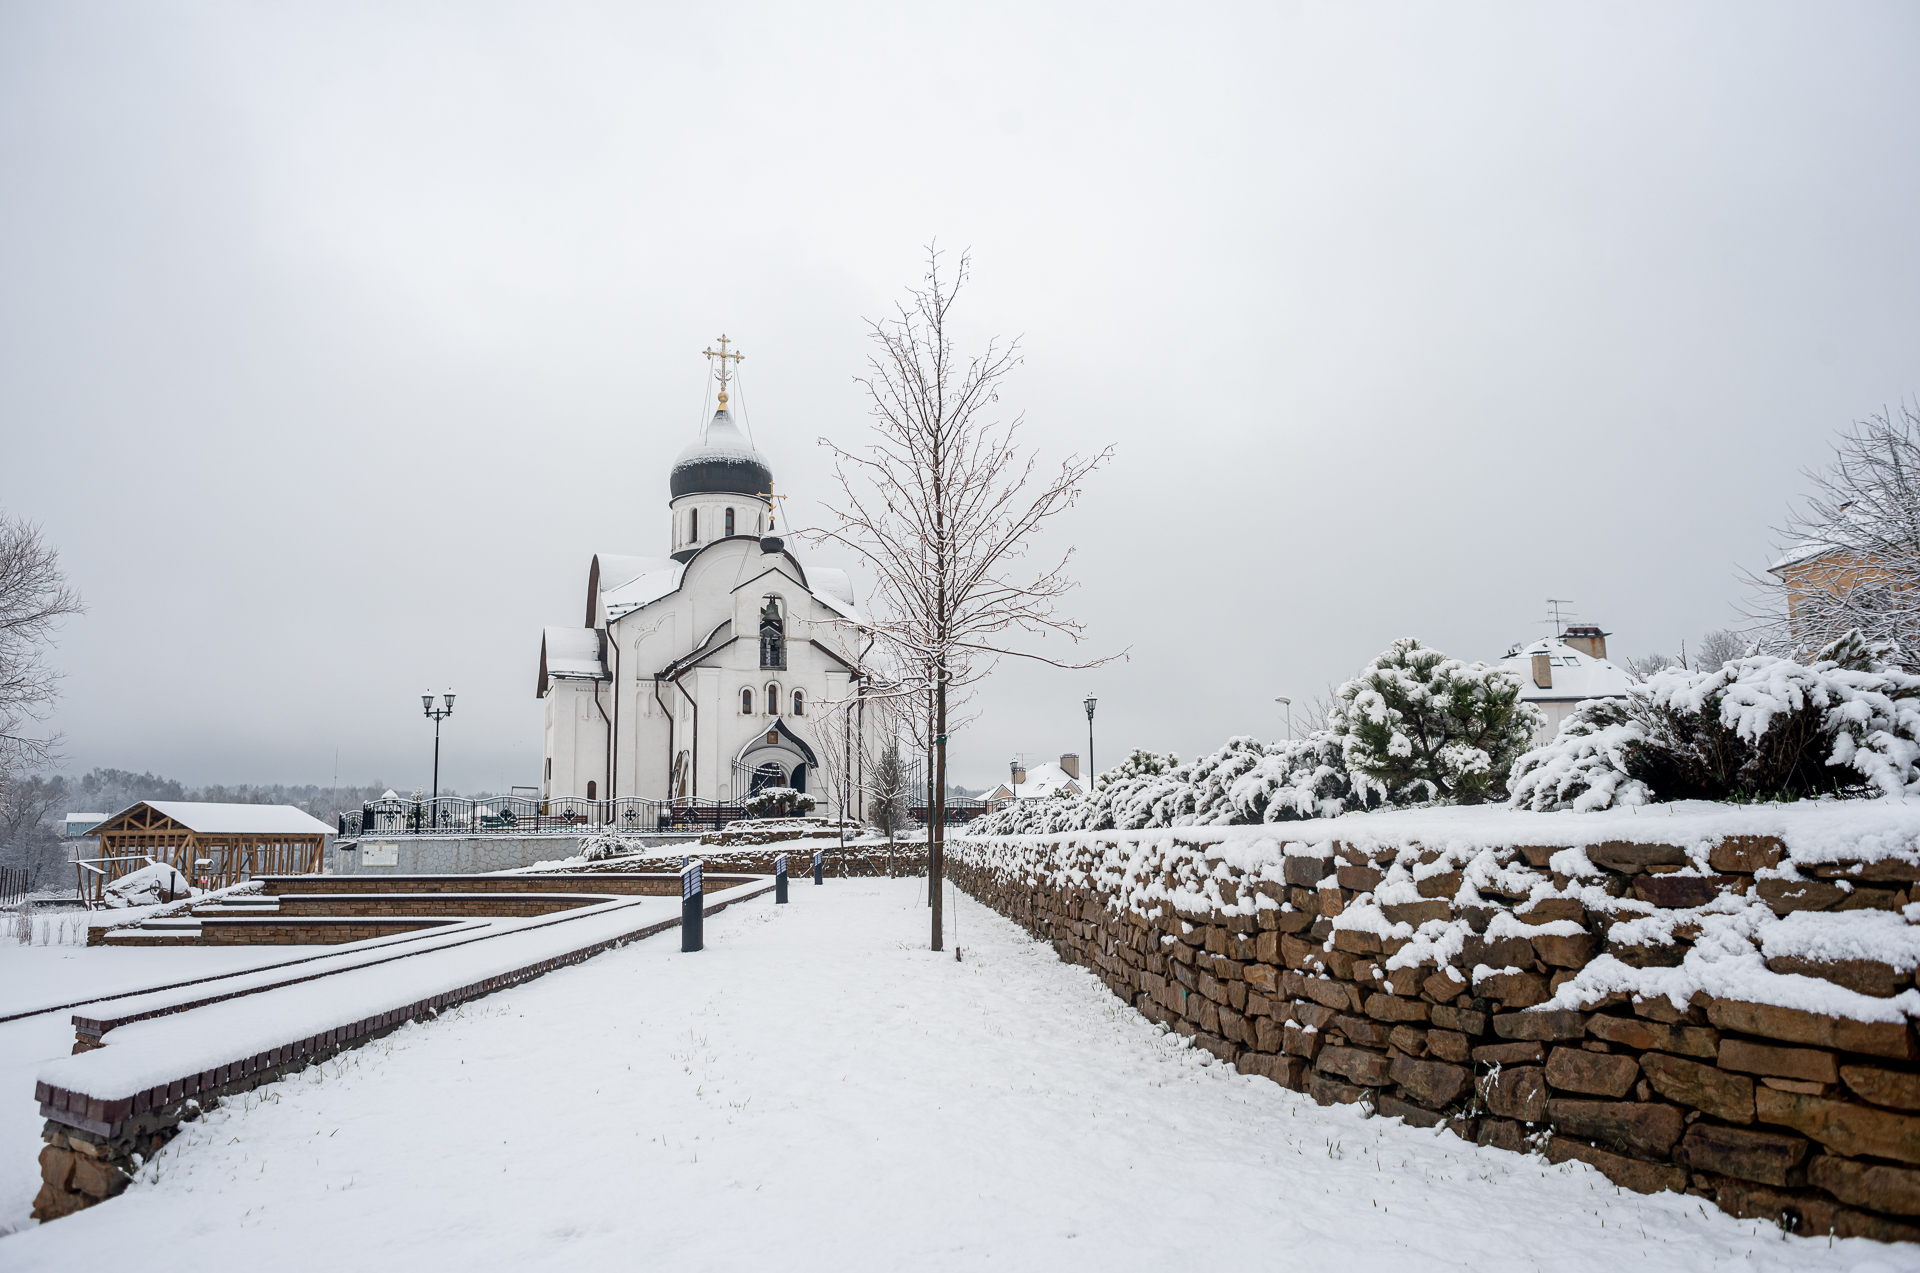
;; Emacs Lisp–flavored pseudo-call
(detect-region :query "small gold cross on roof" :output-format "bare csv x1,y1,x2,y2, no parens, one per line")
703,334,744,408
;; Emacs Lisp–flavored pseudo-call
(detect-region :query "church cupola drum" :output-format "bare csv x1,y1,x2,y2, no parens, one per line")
533,335,874,825
669,334,774,562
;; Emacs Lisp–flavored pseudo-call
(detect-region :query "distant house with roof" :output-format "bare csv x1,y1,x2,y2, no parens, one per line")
1767,539,1905,654
984,755,1086,807
1496,624,1633,745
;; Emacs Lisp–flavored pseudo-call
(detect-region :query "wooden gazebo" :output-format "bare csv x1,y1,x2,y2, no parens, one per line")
80,801,332,902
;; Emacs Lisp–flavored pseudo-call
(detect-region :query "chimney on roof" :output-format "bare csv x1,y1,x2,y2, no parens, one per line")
1011,764,1027,788
1562,624,1609,660
1531,653,1554,689
1059,753,1080,780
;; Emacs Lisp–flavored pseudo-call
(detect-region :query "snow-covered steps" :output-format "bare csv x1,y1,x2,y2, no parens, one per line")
36,873,774,1154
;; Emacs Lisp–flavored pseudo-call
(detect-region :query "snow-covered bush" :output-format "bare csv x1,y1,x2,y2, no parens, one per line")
1510,630,1920,810
103,862,192,907
741,787,817,820
964,638,1542,837
1330,638,1541,805
1229,731,1369,823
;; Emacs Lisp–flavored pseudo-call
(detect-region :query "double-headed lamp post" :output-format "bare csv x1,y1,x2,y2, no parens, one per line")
1083,694,1097,785
423,690,455,814
1275,696,1292,742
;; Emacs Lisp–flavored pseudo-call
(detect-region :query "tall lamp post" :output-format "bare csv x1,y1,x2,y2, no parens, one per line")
1275,696,1291,742
423,690,455,820
1083,694,1097,786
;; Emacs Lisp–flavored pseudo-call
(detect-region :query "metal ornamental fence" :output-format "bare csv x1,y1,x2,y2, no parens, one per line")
334,795,750,838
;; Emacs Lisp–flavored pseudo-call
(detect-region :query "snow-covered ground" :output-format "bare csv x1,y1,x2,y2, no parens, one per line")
0,942,335,1233
4,880,1914,1270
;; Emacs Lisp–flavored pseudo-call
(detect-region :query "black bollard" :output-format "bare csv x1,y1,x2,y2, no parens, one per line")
680,858,703,952
775,853,788,904
813,849,823,886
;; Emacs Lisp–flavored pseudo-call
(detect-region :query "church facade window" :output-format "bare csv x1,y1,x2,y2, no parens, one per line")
765,681,781,715
725,507,735,537
689,508,698,543
759,597,785,669
587,780,597,800
740,687,753,714
792,688,805,716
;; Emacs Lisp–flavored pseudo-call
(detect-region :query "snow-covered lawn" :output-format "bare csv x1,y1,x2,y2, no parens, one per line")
4,879,1912,1269
0,942,337,1233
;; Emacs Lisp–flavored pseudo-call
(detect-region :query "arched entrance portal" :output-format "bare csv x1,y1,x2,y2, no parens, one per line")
732,719,819,803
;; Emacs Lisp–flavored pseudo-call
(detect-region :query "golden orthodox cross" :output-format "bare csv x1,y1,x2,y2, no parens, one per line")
703,334,744,408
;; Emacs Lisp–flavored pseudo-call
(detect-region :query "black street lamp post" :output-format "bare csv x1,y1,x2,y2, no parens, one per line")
422,689,455,820
1083,694,1097,786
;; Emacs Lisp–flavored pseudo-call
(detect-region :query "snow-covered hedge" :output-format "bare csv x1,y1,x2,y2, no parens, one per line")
1510,630,1920,811
741,787,817,820
970,638,1535,837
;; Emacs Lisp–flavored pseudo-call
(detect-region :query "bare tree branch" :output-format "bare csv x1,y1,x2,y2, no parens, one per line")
0,514,84,772
1740,403,1920,668
801,246,1122,949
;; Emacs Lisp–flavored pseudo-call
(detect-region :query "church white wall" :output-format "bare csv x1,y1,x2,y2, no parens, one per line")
542,679,607,802
543,535,878,816
668,492,770,557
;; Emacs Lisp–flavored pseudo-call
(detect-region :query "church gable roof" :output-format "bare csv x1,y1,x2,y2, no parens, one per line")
539,626,606,697
588,553,683,625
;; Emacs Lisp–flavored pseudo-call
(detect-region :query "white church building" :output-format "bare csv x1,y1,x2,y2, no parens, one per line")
535,340,875,819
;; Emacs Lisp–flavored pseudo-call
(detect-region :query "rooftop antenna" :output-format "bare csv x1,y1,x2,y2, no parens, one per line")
1545,598,1576,637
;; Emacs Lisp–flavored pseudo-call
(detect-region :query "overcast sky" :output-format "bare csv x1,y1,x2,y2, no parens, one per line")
2,2,1917,797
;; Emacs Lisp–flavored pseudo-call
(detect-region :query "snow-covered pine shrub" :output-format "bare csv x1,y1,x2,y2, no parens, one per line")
741,787,817,820
1330,638,1542,805
1509,629,1920,810
1504,697,1652,813
1229,731,1370,822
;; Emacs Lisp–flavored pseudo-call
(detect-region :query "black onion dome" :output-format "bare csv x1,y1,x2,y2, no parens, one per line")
670,409,773,499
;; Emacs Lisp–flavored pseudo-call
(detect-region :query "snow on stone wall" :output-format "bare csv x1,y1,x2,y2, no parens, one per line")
950,801,1920,1244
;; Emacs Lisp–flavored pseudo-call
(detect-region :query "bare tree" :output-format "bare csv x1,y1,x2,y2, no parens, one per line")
1744,403,1920,666
1694,629,1747,672
0,515,83,772
810,247,1119,950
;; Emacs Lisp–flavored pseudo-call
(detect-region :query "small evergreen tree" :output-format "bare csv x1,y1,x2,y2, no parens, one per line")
1331,638,1541,805
867,741,908,844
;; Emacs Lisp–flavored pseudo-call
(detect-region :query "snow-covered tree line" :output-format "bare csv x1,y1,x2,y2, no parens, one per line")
967,638,1542,835
1510,629,1920,811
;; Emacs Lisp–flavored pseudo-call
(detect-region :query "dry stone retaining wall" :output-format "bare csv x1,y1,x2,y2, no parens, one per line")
950,826,1920,1244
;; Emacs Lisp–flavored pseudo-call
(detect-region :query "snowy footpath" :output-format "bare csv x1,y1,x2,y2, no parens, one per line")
4,879,1915,1271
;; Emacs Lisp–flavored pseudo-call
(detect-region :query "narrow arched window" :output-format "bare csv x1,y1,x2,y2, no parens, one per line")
792,688,805,716
725,507,735,537
741,687,753,714
688,508,698,542
586,780,597,800
766,682,780,715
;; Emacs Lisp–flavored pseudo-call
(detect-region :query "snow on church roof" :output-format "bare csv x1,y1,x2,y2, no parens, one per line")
599,557,684,622
1496,638,1633,703
671,409,774,500
806,566,861,622
542,627,606,680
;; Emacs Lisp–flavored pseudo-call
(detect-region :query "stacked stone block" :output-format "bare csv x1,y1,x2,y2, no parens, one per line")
950,831,1920,1245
